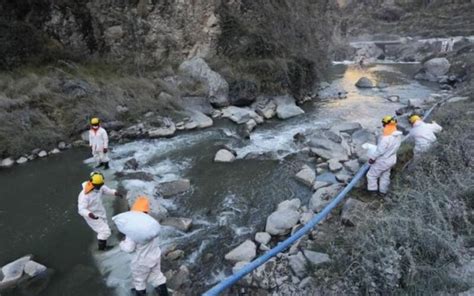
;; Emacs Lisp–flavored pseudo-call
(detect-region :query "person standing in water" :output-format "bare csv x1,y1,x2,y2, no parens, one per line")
89,117,110,169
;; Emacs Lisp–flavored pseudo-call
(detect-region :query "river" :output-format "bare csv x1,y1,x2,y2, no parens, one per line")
0,63,438,295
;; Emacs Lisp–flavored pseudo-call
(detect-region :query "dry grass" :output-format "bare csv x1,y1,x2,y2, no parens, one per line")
317,98,474,295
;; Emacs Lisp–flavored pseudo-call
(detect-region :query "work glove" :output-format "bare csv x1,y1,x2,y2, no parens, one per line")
368,158,376,164
88,212,99,220
103,148,108,153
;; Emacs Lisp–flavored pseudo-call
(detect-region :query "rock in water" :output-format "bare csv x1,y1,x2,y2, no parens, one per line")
255,232,271,245
295,165,316,187
156,179,191,197
160,217,193,232
330,122,362,135
274,95,305,119
24,260,47,277
214,149,236,162
355,77,374,88
124,158,139,170
1,157,15,168
224,240,257,262
424,57,450,77
1,255,32,284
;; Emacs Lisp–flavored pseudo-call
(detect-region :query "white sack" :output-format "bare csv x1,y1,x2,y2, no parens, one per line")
113,211,160,244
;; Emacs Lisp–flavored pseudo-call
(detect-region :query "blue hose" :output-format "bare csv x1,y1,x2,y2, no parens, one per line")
203,101,442,296
203,164,370,296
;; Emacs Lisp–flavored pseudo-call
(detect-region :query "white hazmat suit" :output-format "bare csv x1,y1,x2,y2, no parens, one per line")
367,130,402,194
89,127,110,163
409,120,442,156
120,236,166,291
78,182,116,240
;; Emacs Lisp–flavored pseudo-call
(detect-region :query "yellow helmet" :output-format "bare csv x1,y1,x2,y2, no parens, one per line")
382,115,397,125
90,172,104,185
409,114,422,124
90,117,100,125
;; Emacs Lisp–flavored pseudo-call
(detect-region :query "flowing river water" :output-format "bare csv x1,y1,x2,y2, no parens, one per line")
0,63,439,295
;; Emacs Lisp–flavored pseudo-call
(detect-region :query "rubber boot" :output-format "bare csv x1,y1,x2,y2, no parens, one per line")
95,162,104,169
103,162,110,170
155,284,169,296
131,289,146,296
98,239,107,251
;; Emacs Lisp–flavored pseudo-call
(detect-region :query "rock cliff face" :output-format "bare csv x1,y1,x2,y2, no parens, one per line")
1,0,333,97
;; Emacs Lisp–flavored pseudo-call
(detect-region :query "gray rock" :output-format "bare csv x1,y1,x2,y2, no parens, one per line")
245,119,257,133
38,150,48,158
315,172,338,184
341,198,367,226
1,255,32,284
328,159,342,172
157,179,191,197
424,57,450,78
214,149,236,162
310,184,343,212
161,217,192,232
148,118,176,138
343,159,360,174
355,77,374,88
265,208,300,236
447,96,469,104
312,181,330,191
299,212,313,225
288,250,330,278
57,141,67,150
330,122,362,135
181,97,214,115
255,232,271,245
1,157,15,168
114,171,154,182
124,158,139,170
295,165,316,187
116,105,129,113
105,25,124,40
335,173,351,183
309,194,329,212
167,265,190,290
16,157,28,165
255,99,277,119
49,148,61,155
225,240,257,262
24,260,47,277
179,57,229,107
277,199,301,212
302,250,330,266
386,95,400,102
186,110,213,129
221,106,260,124
166,250,185,261
274,95,305,119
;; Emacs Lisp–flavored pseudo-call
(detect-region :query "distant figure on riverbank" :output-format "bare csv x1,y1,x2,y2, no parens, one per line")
408,114,443,157
367,116,403,197
89,117,110,169
77,172,123,250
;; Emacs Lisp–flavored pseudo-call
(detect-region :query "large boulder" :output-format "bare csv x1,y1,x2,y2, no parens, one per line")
309,184,343,212
295,165,316,187
265,201,301,236
309,137,349,161
156,179,191,197
214,149,236,162
355,77,374,88
224,240,257,262
221,106,261,124
148,117,176,138
229,80,258,107
185,110,213,129
274,95,305,119
416,57,451,82
179,57,229,107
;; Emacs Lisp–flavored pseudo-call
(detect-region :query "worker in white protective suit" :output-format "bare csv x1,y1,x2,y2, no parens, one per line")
120,196,169,296
366,116,403,196
78,172,123,250
89,117,110,169
408,114,442,157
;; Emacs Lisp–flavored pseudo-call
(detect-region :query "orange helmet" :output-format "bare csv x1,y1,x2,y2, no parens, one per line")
131,196,150,213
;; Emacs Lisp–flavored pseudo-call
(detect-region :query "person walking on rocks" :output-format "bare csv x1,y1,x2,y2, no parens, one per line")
78,172,123,250
367,116,403,196
89,117,110,169
408,114,442,157
120,196,169,296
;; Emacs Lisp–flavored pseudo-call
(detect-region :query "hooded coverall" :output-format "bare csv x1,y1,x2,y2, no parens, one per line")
89,127,110,163
409,120,442,156
78,182,116,240
367,130,402,194
120,236,166,291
